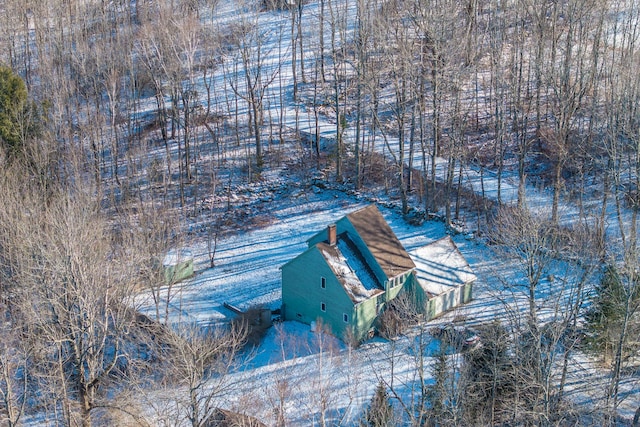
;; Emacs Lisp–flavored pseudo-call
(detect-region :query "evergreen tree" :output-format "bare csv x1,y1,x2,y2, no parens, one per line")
0,65,27,149
429,349,448,419
585,265,640,364
365,381,393,427
0,65,41,155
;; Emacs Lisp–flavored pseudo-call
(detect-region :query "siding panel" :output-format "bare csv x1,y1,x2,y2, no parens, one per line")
282,247,355,339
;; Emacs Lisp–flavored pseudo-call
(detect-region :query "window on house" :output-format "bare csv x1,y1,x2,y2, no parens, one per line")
321,276,326,289
321,302,326,312
296,313,302,318
343,313,349,323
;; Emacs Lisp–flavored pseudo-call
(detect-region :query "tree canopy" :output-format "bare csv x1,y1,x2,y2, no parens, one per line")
0,65,29,152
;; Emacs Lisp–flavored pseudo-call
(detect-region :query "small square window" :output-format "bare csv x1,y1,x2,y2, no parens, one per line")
343,313,349,323
321,277,326,289
321,302,326,312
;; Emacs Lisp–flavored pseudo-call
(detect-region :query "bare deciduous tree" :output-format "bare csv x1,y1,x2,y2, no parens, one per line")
139,321,248,427
0,305,30,427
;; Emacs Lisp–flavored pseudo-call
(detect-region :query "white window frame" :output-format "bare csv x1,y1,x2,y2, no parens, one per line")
343,313,349,323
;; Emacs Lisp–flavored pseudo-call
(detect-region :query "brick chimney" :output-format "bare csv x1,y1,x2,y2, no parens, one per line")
327,224,337,246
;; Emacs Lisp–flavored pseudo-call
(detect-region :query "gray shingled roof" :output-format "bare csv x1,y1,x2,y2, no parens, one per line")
346,205,416,279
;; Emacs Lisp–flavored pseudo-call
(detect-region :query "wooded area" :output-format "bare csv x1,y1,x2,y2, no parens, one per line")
0,0,639,425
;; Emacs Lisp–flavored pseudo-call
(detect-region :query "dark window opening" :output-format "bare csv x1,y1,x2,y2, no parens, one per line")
321,277,326,289
321,302,326,312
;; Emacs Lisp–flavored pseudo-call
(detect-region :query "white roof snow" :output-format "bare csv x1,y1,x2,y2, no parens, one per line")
409,236,476,297
319,236,383,304
163,249,194,267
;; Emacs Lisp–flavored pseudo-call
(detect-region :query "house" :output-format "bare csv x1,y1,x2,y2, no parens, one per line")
281,204,476,342
163,249,194,284
281,205,414,342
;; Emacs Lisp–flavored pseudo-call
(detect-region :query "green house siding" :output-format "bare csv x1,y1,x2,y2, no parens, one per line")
282,247,355,339
409,281,475,321
164,259,194,284
404,273,475,320
352,296,382,341
462,282,473,303
282,246,416,342
384,271,411,301
404,273,425,309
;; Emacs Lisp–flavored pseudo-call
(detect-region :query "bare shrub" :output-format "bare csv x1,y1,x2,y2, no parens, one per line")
376,292,420,339
260,0,297,11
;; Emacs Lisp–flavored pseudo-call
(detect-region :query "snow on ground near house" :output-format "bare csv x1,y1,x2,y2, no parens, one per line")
195,0,622,244
128,0,639,421
135,188,639,424
136,194,447,325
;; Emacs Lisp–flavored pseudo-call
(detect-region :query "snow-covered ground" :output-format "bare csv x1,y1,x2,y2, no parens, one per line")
135,185,637,425
130,1,640,424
